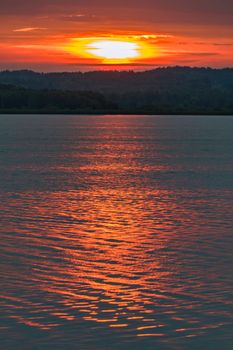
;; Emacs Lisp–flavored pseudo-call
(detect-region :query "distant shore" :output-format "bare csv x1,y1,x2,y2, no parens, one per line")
1,67,233,115
1,109,233,116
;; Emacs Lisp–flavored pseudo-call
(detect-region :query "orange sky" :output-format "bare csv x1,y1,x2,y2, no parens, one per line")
0,0,232,71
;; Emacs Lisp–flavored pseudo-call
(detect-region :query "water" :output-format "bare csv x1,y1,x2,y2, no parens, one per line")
0,115,233,350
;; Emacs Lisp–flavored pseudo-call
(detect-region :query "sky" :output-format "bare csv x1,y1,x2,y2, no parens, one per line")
0,0,233,71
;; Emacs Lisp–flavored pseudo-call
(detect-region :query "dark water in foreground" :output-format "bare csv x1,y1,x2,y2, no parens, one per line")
0,115,233,350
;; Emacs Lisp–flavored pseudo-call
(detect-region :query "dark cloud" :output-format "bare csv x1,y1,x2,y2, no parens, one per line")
0,0,232,25
188,52,220,56
213,42,233,46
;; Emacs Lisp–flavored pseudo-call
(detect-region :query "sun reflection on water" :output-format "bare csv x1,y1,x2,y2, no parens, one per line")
0,115,233,349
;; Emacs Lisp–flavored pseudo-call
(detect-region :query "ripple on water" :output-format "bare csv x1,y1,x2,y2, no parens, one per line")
0,115,233,350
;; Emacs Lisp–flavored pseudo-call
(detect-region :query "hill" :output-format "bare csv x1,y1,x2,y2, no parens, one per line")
0,67,232,114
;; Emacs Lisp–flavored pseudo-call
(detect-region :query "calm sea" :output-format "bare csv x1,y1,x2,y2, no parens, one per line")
0,115,233,350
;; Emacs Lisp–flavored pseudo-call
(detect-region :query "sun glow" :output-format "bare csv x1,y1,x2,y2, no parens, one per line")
66,36,157,64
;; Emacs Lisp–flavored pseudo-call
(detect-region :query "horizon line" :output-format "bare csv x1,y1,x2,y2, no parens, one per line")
1,65,233,75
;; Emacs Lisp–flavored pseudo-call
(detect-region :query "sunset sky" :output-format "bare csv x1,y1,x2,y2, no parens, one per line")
0,0,233,71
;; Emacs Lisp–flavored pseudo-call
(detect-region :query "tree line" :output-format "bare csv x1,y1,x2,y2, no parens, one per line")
0,67,232,114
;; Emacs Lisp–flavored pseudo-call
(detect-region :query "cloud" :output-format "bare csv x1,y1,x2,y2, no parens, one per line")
13,27,47,32
60,14,97,22
213,42,233,46
0,0,232,25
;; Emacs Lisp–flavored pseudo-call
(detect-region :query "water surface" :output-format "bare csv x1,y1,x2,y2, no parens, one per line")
0,115,233,350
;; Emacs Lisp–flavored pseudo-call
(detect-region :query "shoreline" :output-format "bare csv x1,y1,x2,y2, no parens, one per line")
1,110,233,116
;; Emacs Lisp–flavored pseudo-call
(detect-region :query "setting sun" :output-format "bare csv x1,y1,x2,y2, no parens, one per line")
86,40,139,60
66,36,157,64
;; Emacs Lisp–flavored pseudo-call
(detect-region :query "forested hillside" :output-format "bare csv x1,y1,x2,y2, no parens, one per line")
0,67,232,114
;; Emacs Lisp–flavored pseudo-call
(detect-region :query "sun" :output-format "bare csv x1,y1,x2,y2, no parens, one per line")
66,36,157,64
86,40,139,60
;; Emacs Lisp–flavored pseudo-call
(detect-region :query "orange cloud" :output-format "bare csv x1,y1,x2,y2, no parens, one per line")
13,27,47,32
